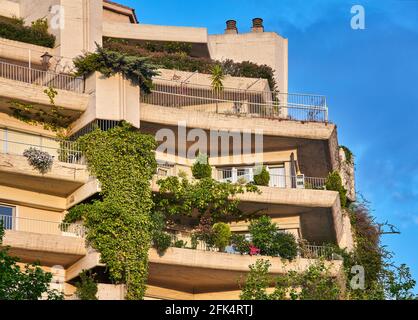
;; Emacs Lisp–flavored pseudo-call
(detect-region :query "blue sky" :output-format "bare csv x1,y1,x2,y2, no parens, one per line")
119,0,418,289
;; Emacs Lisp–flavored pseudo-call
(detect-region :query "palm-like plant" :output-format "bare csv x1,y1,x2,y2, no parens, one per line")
210,65,225,113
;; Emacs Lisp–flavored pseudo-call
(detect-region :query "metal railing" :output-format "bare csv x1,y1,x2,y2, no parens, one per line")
167,230,335,259
0,60,84,93
0,214,85,238
0,127,84,165
142,79,328,122
217,167,326,190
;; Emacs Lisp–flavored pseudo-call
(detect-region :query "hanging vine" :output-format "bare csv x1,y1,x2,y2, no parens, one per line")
64,122,157,300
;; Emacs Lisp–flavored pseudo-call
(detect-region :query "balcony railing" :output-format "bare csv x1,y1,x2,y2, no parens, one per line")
168,231,336,260
0,127,84,165
0,60,84,93
0,214,85,238
217,167,326,190
142,79,328,123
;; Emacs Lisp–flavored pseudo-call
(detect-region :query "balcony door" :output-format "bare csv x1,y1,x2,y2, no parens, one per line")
0,204,15,230
269,167,286,188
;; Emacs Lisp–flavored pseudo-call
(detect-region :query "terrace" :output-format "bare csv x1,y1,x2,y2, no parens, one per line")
141,78,328,123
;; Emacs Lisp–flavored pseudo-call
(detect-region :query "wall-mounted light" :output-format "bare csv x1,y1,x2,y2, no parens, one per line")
41,52,53,69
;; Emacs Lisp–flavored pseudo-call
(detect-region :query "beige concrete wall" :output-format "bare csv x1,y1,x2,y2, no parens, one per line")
68,72,140,134
18,0,103,65
208,32,288,94
0,0,20,18
97,284,126,300
103,8,131,24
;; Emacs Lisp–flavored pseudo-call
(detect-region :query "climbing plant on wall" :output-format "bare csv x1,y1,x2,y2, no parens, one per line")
64,122,157,300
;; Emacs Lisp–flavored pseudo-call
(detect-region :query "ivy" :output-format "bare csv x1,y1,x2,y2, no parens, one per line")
325,171,348,208
340,146,354,164
65,122,157,300
8,87,73,132
73,45,160,94
154,176,259,223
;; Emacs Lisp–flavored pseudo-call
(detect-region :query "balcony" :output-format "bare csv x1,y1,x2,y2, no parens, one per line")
0,127,89,196
0,60,84,93
141,78,328,123
217,167,326,190
0,60,89,117
0,214,87,267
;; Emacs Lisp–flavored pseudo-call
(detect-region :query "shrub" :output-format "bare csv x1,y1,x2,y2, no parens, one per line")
231,234,250,254
0,16,55,48
212,223,231,251
103,38,277,91
23,147,53,174
249,216,298,260
272,232,298,260
253,167,270,186
73,45,160,94
75,270,98,300
191,154,212,179
153,231,172,255
325,171,348,208
173,240,187,248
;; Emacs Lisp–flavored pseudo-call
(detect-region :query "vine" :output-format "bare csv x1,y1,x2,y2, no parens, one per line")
8,87,73,133
64,122,157,300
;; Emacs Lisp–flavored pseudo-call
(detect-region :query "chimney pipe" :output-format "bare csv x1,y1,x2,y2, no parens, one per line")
252,18,264,33
225,20,238,34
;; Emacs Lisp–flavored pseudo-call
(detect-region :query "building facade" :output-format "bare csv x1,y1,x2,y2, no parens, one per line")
0,0,355,300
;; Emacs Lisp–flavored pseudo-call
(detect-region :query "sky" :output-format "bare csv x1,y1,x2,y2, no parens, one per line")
119,0,418,289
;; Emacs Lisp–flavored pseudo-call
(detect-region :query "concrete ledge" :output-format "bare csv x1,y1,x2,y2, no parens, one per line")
152,180,339,208
0,78,89,112
148,247,342,276
0,154,88,183
141,104,335,140
3,230,86,267
0,185,67,211
103,22,208,43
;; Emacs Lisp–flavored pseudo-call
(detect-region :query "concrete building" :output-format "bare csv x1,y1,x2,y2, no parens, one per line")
0,0,355,300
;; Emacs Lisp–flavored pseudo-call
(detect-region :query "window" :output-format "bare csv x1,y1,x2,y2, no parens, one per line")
0,204,15,230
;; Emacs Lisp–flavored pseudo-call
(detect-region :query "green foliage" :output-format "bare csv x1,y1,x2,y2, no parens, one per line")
73,45,160,93
173,240,187,248
253,167,270,186
0,222,63,300
210,65,225,93
272,232,298,260
153,231,172,254
325,171,348,208
9,87,72,132
191,154,212,179
65,122,157,300
340,201,417,300
155,176,259,224
0,16,55,47
340,146,354,164
221,59,277,92
248,216,298,260
75,270,98,300
231,234,250,255
240,260,273,300
212,223,231,251
240,259,341,300
103,39,277,91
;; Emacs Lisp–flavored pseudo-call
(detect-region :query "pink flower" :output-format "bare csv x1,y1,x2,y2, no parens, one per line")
249,245,261,256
